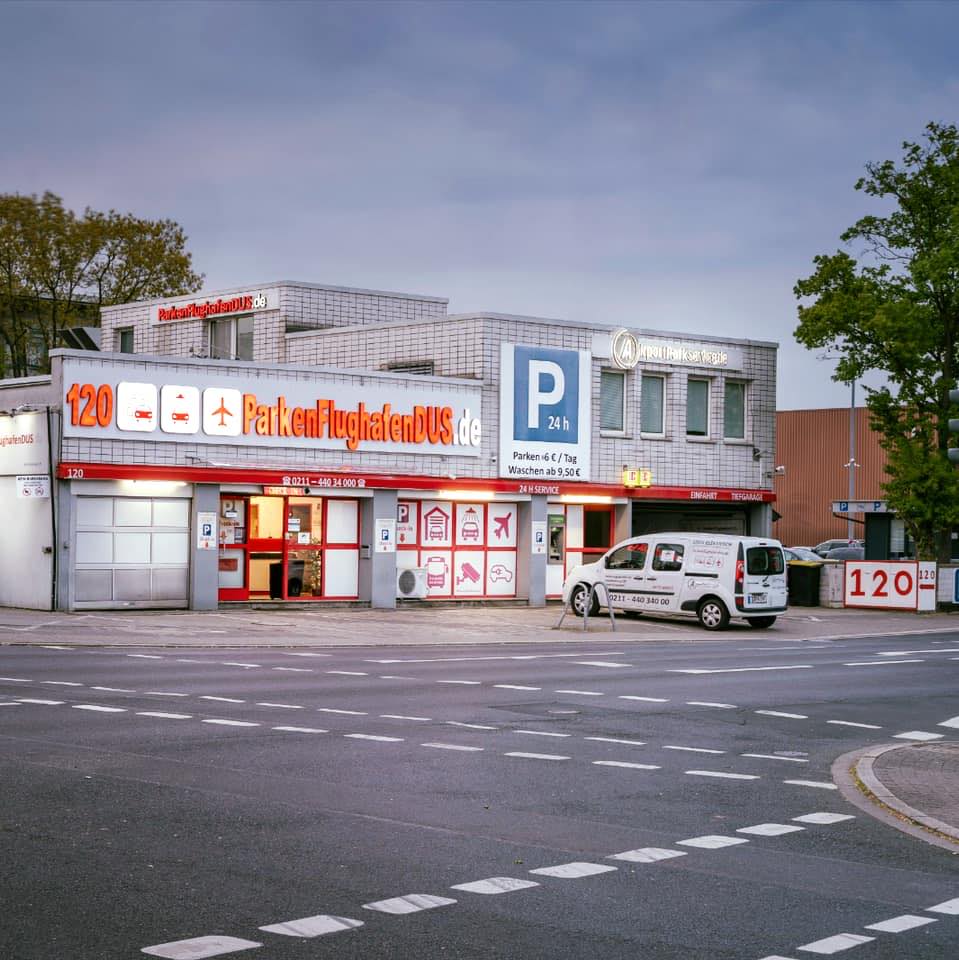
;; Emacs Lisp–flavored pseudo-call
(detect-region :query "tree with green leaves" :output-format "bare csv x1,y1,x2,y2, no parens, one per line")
0,191,203,378
794,122,959,561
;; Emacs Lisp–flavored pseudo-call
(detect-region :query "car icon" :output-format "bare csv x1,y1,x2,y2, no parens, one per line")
461,520,480,541
489,563,513,583
133,409,153,420
171,411,190,423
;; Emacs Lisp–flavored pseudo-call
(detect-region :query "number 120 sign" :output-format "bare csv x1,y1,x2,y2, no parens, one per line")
844,561,937,611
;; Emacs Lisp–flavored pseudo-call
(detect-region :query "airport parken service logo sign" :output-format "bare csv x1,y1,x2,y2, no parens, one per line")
610,328,640,369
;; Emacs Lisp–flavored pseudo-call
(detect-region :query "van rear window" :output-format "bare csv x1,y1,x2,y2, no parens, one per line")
746,546,785,575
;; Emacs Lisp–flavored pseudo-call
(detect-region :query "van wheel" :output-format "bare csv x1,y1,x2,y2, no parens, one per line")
747,616,777,629
697,597,729,631
571,584,599,618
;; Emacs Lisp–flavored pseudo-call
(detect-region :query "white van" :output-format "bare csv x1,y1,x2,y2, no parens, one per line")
562,533,788,631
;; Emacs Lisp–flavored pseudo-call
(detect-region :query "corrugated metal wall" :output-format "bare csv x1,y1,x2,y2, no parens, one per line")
772,407,888,548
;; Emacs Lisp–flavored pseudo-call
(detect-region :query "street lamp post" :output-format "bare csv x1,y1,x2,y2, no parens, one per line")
844,380,857,541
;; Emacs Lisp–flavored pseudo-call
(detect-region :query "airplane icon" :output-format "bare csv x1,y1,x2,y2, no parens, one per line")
211,396,233,427
493,514,511,539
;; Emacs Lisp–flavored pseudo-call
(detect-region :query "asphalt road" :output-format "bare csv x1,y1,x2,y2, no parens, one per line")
2,628,958,959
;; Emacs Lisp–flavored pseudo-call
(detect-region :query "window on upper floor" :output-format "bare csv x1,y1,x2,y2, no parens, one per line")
724,381,746,439
686,378,710,437
209,315,253,361
641,374,665,435
600,369,625,432
117,327,134,354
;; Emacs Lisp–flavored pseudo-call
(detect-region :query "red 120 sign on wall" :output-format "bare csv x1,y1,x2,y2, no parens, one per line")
844,561,920,610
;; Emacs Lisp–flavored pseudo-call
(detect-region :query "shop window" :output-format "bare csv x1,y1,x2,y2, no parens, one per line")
209,315,254,361
724,381,746,439
641,374,665,435
583,508,612,553
118,327,134,354
686,378,709,437
600,370,625,432
286,497,323,545
249,496,283,539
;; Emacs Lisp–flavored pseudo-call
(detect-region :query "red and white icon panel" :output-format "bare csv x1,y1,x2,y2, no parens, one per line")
160,385,200,434
116,382,158,432
203,388,243,437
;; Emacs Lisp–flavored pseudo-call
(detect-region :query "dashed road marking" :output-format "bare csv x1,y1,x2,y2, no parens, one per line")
137,712,192,720
273,726,327,733
362,894,456,914
326,670,368,676
450,877,539,894
381,714,431,722
938,716,959,729
609,847,685,863
796,932,874,953
144,691,189,698
141,934,262,958
73,704,126,713
737,823,805,837
844,660,923,667
893,730,944,741
127,654,162,659
784,780,837,790
593,760,660,770
926,898,959,915
43,680,83,686
584,736,646,746
422,742,484,752
826,720,882,730
494,684,541,691
273,666,313,672
792,813,854,824
687,701,737,709
505,752,569,761
437,680,482,685
0,677,32,682
574,661,632,668
671,665,813,674
619,695,669,703
92,686,136,693
676,835,749,849
685,770,759,781
864,915,936,933
755,710,808,719
664,745,725,755
201,696,245,703
221,662,260,668
259,914,363,937
345,734,403,742
447,721,497,730
554,689,603,696
529,862,617,879
318,708,367,716
742,753,808,763
16,698,64,705
202,718,259,727
517,729,570,738
256,702,303,709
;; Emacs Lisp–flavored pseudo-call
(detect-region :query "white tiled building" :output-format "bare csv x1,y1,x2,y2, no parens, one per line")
1,280,778,611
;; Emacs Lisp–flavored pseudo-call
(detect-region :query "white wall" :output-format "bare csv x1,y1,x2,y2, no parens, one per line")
0,476,53,609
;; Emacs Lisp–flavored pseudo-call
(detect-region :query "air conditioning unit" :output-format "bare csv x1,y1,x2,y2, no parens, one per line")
396,567,429,599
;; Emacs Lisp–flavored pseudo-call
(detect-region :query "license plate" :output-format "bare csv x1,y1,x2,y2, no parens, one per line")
748,592,767,605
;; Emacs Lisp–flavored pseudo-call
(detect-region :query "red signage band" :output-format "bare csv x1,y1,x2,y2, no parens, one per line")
56,462,776,502
158,296,253,322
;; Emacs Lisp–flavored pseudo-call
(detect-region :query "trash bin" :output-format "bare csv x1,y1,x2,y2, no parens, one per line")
269,560,305,599
788,561,822,607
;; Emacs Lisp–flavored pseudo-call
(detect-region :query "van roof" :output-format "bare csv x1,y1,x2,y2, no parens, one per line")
625,533,782,545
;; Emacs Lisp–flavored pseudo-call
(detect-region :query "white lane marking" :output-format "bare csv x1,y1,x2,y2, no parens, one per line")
326,670,368,676
938,716,959,729
273,726,328,733
664,745,725,755
494,684,541,691
447,721,497,730
318,708,367,716
687,701,737,709
422,742,484,752
893,730,944,741
756,710,808,719
380,714,432,722
368,653,624,664
784,780,837,790
517,729,570,738
345,734,404,742
926,898,959,914
529,862,617,879
0,677,33,682
16,698,64,705
221,662,260,668
259,914,363,937
742,754,808,763
677,835,749,849
362,894,456,914
593,760,660,770
92,686,136,693
879,648,959,656
758,956,803,960
685,770,759,781
737,823,805,836
864,915,937,933
584,737,646,746
273,667,313,673
609,847,686,863
574,661,631,668
176,658,207,664
256,702,303,709
42,681,83,686
670,665,813,674
40,645,73,649
0,702,20,706
844,660,924,667
827,720,882,730
201,696,245,703
282,652,331,657
379,675,420,680
437,680,482,685
554,689,603,696
504,752,569,761
792,813,855,824
137,712,192,720
141,934,263,958
619,695,669,703
73,704,126,713
796,932,874,953
127,654,162,659
202,719,259,727
144,692,189,698
451,877,539,895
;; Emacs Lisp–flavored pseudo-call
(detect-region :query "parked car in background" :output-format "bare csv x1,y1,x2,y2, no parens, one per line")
785,546,822,562
822,545,865,561
813,538,864,557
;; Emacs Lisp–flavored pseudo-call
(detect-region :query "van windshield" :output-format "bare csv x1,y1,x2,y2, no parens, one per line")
746,546,785,575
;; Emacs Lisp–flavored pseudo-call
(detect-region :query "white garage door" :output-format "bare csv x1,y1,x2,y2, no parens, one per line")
73,496,190,608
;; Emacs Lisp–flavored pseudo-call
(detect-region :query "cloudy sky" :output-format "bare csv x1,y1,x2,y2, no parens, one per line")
2,0,957,408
